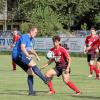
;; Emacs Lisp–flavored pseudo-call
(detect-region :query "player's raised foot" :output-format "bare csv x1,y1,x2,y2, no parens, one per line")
48,90,55,94
88,74,93,78
28,91,36,96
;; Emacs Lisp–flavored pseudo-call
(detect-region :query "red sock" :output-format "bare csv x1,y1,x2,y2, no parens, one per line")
93,67,96,72
95,68,99,78
47,81,54,91
66,81,80,93
89,64,95,74
98,69,100,78
12,61,16,70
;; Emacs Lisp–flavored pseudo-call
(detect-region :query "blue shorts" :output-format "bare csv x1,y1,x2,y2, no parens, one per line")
20,53,32,65
12,54,32,72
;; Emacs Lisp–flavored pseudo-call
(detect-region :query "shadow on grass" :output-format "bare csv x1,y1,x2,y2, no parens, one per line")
0,90,48,96
72,95,100,100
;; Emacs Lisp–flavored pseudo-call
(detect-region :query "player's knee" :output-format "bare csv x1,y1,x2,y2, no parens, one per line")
28,60,36,67
63,76,70,83
63,78,69,83
45,76,53,82
27,68,34,76
46,69,55,76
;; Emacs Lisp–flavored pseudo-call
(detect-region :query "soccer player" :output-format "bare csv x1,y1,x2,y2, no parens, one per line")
11,28,20,70
87,31,100,79
12,25,47,96
84,28,98,77
41,36,81,95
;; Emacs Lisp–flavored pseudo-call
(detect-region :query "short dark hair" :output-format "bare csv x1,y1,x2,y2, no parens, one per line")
52,35,61,42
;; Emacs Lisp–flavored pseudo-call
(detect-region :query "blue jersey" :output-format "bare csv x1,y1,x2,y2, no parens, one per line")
12,34,33,59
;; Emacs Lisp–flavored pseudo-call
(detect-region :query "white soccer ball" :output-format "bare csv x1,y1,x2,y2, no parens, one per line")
46,51,54,59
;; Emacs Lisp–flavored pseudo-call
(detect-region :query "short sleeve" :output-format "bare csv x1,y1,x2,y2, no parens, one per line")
62,47,70,59
20,35,27,46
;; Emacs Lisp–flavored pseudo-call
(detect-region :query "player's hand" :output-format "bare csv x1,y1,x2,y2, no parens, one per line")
26,55,33,60
83,50,86,54
84,47,90,54
36,56,40,61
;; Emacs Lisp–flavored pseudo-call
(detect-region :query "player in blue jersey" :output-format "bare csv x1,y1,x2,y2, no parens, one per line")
12,25,47,96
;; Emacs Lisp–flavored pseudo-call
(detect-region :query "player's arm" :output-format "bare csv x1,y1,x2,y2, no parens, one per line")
66,56,71,73
21,44,30,58
29,48,40,61
83,45,87,53
63,48,71,73
40,59,54,70
87,40,98,51
84,38,89,53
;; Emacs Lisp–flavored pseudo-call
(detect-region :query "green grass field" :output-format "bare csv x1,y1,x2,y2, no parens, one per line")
0,55,100,100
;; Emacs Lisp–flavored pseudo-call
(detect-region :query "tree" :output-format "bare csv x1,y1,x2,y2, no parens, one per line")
0,0,6,14
12,0,100,35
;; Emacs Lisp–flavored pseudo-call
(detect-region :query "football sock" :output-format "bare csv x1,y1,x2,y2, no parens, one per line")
47,81,54,91
66,81,80,93
12,61,16,70
89,64,95,74
27,75,34,94
95,68,99,78
32,66,47,84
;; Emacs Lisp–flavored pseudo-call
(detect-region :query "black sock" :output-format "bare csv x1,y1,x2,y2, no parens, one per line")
32,66,47,84
27,75,34,94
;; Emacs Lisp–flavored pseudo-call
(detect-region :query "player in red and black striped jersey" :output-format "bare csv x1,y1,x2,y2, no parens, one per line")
41,36,80,95
84,28,98,77
11,28,20,70
87,32,100,79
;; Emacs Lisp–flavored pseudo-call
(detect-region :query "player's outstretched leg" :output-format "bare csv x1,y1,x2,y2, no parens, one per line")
62,72,81,95
66,81,80,95
32,65,47,84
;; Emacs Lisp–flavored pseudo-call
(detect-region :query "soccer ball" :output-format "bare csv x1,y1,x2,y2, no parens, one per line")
46,51,54,59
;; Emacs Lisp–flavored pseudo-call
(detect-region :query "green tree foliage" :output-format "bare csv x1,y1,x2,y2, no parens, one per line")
20,22,32,33
0,0,6,13
12,0,100,35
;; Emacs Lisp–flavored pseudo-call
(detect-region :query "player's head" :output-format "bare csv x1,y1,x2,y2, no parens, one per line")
52,36,61,47
12,28,18,36
28,25,38,38
90,27,96,35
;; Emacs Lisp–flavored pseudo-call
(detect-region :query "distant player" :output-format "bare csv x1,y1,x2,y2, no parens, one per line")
12,25,48,96
11,28,20,71
87,31,100,79
84,27,98,77
41,36,80,95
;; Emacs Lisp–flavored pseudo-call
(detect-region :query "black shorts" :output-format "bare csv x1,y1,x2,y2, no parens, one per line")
13,57,29,72
87,53,96,62
97,57,100,62
97,51,100,62
54,66,71,77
